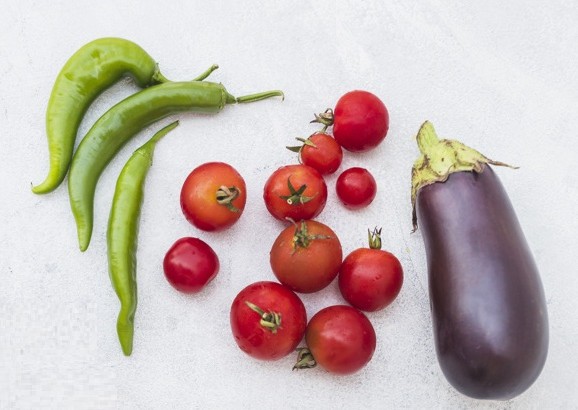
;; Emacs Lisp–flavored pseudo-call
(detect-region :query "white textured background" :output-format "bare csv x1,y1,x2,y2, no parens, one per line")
1,1,577,409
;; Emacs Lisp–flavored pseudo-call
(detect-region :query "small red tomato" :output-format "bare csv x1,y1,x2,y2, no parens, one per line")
230,281,307,360
336,167,377,209
270,220,343,293
301,305,376,375
163,237,220,293
313,90,389,152
339,228,403,311
180,162,247,231
287,133,343,175
263,164,327,222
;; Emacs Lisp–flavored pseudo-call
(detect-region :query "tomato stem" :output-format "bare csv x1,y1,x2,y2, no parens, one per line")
245,301,282,333
292,220,331,251
216,185,241,212
292,347,317,370
280,176,315,205
286,137,317,154
310,108,334,133
368,227,382,250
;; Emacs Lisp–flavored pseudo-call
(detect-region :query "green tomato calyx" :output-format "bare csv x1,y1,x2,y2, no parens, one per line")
245,301,282,333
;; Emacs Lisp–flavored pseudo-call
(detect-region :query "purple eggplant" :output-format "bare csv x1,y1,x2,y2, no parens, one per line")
411,122,548,400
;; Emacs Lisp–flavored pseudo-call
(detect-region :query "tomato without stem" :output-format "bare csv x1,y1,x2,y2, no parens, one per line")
163,237,220,293
339,229,403,311
230,281,307,360
270,220,343,293
300,305,376,375
263,164,327,222
336,167,377,209
180,162,247,231
287,133,343,175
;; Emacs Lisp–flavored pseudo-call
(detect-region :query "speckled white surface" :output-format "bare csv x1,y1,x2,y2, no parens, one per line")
2,1,578,408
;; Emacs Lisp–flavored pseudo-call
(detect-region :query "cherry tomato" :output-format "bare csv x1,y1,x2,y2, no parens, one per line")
304,305,376,375
287,133,343,175
263,164,327,222
180,162,247,231
163,237,220,293
230,281,307,360
336,167,377,209
314,90,389,152
270,220,343,293
339,229,403,311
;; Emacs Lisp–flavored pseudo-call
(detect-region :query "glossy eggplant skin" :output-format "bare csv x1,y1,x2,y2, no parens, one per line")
417,166,548,400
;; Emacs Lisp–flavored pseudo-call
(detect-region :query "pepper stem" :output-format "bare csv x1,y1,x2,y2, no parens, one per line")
192,64,220,81
245,301,282,333
236,90,285,103
151,66,171,84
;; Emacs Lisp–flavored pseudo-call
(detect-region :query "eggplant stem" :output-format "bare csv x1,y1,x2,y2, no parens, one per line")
411,121,517,231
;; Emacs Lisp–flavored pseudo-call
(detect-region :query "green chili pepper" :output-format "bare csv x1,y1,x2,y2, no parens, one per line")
32,37,174,195
69,76,283,251
107,120,178,356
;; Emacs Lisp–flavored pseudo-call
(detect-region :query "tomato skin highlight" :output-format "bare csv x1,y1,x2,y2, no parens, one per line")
336,167,377,209
230,281,307,361
306,305,376,375
270,220,343,293
163,237,220,293
339,248,403,311
180,162,247,231
263,164,328,222
333,90,389,152
300,133,343,175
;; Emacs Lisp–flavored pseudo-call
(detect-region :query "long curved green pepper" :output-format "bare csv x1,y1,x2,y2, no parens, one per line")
107,120,178,356
33,37,173,194
69,76,283,251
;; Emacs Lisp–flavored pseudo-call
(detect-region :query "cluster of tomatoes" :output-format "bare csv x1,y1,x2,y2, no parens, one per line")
162,90,403,375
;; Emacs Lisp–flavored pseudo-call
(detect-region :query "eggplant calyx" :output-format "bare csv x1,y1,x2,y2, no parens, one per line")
411,121,517,231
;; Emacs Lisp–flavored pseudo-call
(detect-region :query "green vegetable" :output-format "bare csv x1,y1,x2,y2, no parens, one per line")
107,120,178,356
68,74,283,251
33,37,172,194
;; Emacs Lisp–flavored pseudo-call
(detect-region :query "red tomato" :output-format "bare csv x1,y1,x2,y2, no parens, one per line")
336,167,377,209
180,162,247,231
270,220,343,293
288,133,343,175
230,281,307,360
263,164,327,222
316,90,389,152
339,229,403,311
304,305,376,375
163,237,220,293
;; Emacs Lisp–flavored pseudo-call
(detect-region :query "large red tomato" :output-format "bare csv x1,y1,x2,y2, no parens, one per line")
270,220,343,293
313,90,389,152
301,305,376,375
230,281,307,361
263,164,327,222
180,162,246,231
339,229,403,311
